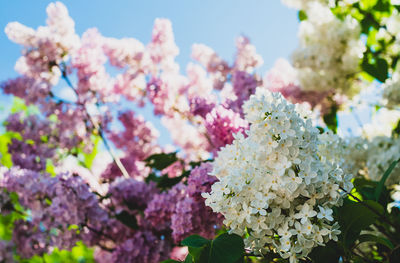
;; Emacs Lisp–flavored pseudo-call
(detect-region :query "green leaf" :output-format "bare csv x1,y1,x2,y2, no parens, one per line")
362,57,388,82
298,10,307,21
160,260,181,263
183,234,244,263
184,254,193,263
360,0,378,10
323,104,338,134
338,200,383,247
374,159,400,201
358,234,394,249
208,233,244,263
309,241,341,263
145,152,178,170
182,235,211,248
115,211,138,230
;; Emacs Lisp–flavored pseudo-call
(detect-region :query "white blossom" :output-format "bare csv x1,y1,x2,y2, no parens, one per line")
203,89,352,262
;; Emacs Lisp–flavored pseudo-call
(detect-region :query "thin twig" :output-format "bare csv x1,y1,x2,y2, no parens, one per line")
59,67,130,179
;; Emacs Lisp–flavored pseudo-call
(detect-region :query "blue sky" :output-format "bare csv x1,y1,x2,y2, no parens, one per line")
0,0,298,80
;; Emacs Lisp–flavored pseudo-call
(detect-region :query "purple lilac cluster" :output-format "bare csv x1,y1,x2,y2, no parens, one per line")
110,231,171,263
171,163,223,242
5,113,58,171
0,168,108,258
108,178,159,213
145,163,223,243
0,240,14,262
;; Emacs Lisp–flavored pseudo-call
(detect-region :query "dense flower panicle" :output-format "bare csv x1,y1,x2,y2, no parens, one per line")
234,36,263,72
147,18,179,74
364,136,400,186
5,113,58,172
171,163,223,242
0,240,14,262
161,115,210,160
108,178,159,213
71,28,112,102
1,168,108,257
1,77,50,105
382,70,400,108
5,2,79,84
203,89,352,262
290,1,364,97
103,37,147,70
205,106,248,154
145,183,186,232
225,71,261,115
191,43,230,90
111,231,171,263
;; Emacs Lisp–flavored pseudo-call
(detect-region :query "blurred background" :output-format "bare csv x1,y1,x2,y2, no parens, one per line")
0,0,299,145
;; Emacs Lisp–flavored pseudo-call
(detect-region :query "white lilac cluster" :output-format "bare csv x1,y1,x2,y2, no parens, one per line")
382,70,400,108
290,1,364,96
203,89,352,262
363,136,400,186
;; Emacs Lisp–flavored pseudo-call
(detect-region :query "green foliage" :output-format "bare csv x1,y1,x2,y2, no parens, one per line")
76,135,101,169
357,234,394,249
338,200,384,247
21,242,95,263
374,159,400,201
10,97,40,116
298,10,307,21
361,57,388,82
181,233,244,263
309,241,341,263
323,104,338,134
145,152,178,170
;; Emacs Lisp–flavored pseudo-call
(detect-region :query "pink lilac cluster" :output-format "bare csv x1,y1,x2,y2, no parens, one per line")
5,113,58,172
205,106,249,154
0,240,14,263
145,163,222,242
110,231,171,263
71,28,112,103
4,2,79,85
103,110,160,180
1,168,108,258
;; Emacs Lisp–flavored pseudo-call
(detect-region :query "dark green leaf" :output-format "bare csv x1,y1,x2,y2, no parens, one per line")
338,200,383,247
160,260,181,263
309,241,341,263
209,233,244,263
375,159,400,201
145,152,178,170
115,211,138,230
182,235,210,248
323,104,338,134
184,254,193,263
358,234,394,249
362,57,388,82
